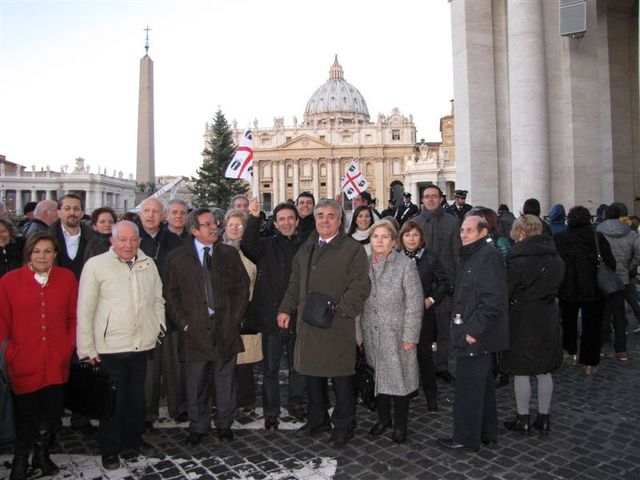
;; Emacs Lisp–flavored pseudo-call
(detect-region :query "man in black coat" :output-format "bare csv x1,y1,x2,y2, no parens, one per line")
295,192,316,244
241,199,304,430
394,192,419,226
437,215,508,451
414,185,462,382
445,190,473,223
136,198,185,429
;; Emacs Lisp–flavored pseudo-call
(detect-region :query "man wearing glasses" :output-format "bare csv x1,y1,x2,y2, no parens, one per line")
165,208,249,445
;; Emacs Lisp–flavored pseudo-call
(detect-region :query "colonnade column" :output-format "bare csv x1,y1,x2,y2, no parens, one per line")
507,0,550,212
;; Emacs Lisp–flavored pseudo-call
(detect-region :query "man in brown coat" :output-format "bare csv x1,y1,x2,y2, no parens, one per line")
278,199,371,448
164,208,249,445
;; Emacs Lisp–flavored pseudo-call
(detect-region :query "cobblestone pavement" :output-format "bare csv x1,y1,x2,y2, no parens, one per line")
2,331,640,479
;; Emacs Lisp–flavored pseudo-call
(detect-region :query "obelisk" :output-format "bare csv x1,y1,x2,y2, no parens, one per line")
136,26,155,186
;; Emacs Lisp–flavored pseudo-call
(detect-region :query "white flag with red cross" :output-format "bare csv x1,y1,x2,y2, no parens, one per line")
225,128,253,183
340,162,369,200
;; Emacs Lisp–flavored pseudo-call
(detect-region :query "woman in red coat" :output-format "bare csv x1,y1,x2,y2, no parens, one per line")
0,232,78,480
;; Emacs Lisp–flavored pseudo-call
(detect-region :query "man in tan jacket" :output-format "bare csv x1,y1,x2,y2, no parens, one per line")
77,220,165,471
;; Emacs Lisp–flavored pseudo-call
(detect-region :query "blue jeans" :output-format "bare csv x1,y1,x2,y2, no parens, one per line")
261,330,305,416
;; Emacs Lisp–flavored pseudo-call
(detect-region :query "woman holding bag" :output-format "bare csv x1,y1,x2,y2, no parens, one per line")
357,220,423,443
0,232,78,480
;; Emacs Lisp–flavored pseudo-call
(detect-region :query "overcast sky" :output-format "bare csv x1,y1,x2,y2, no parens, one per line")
0,0,454,179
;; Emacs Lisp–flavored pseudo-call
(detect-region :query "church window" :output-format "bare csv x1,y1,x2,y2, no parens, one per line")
392,130,400,141
287,165,293,178
286,136,291,142
320,164,326,177
342,134,352,142
393,161,401,175
366,134,372,143
264,164,271,178
443,150,449,159
319,135,326,141
366,162,373,176
261,137,270,145
303,164,311,177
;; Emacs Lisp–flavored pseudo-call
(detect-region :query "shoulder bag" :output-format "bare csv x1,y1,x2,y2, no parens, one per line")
301,244,338,328
594,231,624,296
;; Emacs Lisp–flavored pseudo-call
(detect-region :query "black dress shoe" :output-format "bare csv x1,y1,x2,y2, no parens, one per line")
495,373,509,388
174,412,189,423
185,432,202,446
392,427,407,444
101,454,120,470
144,421,155,433
435,371,456,384
368,420,391,436
436,438,478,451
287,407,307,422
331,429,354,448
122,440,157,458
481,438,497,446
73,424,98,436
300,418,332,436
264,415,279,430
217,428,234,442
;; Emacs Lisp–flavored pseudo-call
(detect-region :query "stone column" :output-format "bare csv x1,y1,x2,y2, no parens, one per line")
508,0,550,212
327,159,334,199
312,159,319,201
251,160,260,200
278,160,286,205
293,159,300,199
15,190,23,213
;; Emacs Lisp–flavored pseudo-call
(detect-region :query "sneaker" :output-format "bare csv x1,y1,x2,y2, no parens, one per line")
101,454,120,470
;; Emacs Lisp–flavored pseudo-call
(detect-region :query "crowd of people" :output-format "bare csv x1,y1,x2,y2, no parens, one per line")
1,186,638,478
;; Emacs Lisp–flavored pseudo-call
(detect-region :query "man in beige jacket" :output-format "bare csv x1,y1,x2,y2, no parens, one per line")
77,220,165,471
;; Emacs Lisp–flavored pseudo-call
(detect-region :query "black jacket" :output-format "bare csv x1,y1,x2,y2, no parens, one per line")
240,215,302,334
413,207,462,286
296,214,316,244
451,236,509,356
136,221,182,281
50,219,94,280
409,248,450,321
500,235,565,375
395,202,419,226
554,225,615,302
0,237,25,278
445,202,473,223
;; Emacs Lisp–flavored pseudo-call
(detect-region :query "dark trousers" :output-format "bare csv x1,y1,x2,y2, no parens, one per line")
262,331,305,416
453,354,496,449
98,351,147,457
376,393,409,429
183,355,237,434
602,291,627,353
145,330,186,421
560,299,604,365
417,314,437,399
306,375,355,433
433,295,452,372
625,281,640,320
236,363,255,409
13,384,65,452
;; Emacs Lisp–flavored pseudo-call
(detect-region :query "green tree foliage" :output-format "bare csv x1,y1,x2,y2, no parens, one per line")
190,109,247,207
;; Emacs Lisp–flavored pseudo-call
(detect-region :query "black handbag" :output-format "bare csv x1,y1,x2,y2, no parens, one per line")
65,363,117,420
301,244,337,329
594,232,624,296
0,339,15,445
354,346,376,411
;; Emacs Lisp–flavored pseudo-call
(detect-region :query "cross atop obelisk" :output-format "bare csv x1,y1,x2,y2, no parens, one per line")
144,25,151,54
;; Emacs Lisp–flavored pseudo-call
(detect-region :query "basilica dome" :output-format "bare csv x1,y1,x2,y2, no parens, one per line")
303,56,370,124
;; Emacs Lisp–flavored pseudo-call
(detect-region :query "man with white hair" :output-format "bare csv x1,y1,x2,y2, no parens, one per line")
77,220,165,470
165,199,189,240
24,200,58,237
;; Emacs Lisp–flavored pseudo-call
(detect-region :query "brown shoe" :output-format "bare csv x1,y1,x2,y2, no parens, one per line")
615,352,629,361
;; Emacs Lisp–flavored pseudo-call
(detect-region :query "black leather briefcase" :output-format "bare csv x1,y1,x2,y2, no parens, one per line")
65,363,117,420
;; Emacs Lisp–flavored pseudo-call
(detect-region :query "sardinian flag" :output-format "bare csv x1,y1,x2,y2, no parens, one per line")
225,128,253,183
341,162,369,200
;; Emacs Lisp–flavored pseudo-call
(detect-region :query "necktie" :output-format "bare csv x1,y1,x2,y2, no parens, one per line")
202,246,215,311
318,240,327,249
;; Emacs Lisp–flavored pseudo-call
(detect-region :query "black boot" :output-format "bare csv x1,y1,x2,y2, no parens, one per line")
532,413,551,435
9,452,29,480
391,395,409,444
504,413,531,434
425,387,438,412
32,421,59,476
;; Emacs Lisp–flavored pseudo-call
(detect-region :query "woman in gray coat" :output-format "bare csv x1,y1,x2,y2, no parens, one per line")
357,220,423,443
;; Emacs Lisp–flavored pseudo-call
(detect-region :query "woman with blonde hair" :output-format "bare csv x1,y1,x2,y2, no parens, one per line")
223,209,260,412
357,220,423,443
501,215,564,435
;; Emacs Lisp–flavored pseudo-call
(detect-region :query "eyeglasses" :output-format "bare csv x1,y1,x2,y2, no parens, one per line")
60,206,82,212
198,221,219,229
226,223,244,229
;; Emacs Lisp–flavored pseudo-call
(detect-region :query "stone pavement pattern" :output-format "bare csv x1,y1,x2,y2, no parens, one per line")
2,333,640,479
